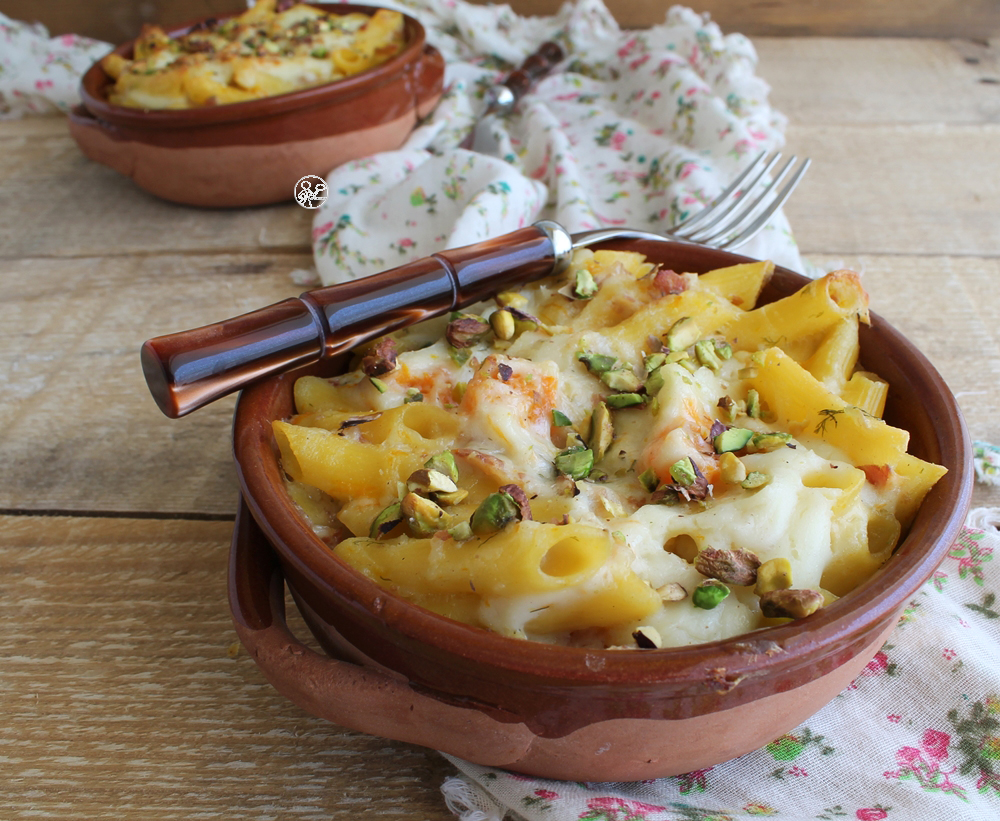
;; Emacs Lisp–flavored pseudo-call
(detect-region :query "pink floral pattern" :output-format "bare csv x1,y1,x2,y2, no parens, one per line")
312,0,803,288
442,516,1000,820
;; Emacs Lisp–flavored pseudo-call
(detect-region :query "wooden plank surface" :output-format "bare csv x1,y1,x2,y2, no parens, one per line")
0,514,456,820
2,33,1000,821
9,0,1000,42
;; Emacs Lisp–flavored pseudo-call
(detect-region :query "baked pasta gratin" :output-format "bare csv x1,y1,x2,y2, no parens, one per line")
100,1,405,109
274,250,947,649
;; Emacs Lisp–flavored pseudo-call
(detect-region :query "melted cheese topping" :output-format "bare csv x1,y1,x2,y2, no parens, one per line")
276,251,946,649
101,1,405,109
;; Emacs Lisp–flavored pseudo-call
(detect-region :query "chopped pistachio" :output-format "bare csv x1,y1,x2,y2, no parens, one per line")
601,368,643,392
360,337,398,376
498,483,533,521
665,350,691,365
369,502,403,539
665,316,700,351
434,487,469,506
669,457,698,487
746,388,761,419
551,409,573,427
755,558,793,595
469,491,520,535
406,468,458,496
554,446,595,480
589,402,614,460
446,313,491,348
638,468,660,493
404,388,424,403
578,351,618,374
695,546,761,586
571,268,599,299
746,431,793,453
692,579,730,610
489,308,516,341
605,392,646,409
643,352,667,372
714,340,733,360
717,395,738,423
694,339,724,370
447,521,473,541
452,381,467,402
741,471,770,490
713,427,754,454
495,290,528,310
424,451,459,482
401,492,447,535
737,366,759,380
644,366,665,397
718,451,748,484
759,588,824,620
632,626,662,649
657,582,688,602
678,357,700,374
369,376,388,394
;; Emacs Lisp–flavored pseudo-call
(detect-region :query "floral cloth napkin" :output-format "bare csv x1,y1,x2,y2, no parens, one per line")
0,12,110,118
311,0,805,285
440,509,1000,821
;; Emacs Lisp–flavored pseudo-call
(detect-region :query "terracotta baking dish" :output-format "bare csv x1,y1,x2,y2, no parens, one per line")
229,240,972,780
68,4,444,207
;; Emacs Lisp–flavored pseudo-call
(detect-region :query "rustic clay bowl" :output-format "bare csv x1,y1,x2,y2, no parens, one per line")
229,240,972,781
68,4,444,207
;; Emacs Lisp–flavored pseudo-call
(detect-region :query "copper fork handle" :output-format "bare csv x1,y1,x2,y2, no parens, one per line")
141,222,572,418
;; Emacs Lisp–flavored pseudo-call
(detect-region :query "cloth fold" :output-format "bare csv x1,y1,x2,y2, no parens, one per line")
441,511,1000,820
311,0,805,286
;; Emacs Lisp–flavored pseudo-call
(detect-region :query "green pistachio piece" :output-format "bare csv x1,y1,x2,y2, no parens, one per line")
643,352,667,372
406,468,458,496
669,457,697,487
694,339,723,370
713,427,754,454
401,492,447,536
551,409,573,427
644,366,665,397
665,316,700,351
755,558,793,595
424,451,459,482
759,588,824,619
600,368,642,392
369,376,388,394
434,488,469,506
404,388,424,403
495,290,527,309
678,357,700,374
446,313,491,348
589,402,614,460
578,351,618,374
714,340,733,360
692,579,730,610
718,451,748,484
605,392,646,409
572,268,599,299
489,308,516,341
746,431,793,453
746,388,761,419
741,471,770,489
554,447,595,480
447,521,473,541
638,467,660,493
632,626,662,649
369,502,403,540
469,491,521,535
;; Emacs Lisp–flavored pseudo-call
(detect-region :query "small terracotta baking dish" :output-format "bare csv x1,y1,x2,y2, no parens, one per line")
228,240,972,781
68,4,444,207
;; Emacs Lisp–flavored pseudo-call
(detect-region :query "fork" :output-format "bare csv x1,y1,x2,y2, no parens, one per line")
142,152,810,418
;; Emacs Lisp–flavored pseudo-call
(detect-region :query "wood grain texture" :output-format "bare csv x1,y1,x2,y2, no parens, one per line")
0,515,458,819
8,0,1000,41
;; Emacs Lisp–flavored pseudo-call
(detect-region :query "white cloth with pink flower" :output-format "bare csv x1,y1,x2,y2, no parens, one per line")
0,12,110,118
439,509,1000,821
310,0,805,287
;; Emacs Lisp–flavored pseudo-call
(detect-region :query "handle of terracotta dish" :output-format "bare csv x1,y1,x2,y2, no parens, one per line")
499,41,564,105
141,220,572,418
228,501,534,764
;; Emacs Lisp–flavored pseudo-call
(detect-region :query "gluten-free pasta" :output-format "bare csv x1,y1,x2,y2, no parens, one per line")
101,1,405,109
274,250,947,648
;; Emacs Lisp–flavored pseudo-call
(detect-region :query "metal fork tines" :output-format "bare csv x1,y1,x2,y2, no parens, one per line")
670,151,811,249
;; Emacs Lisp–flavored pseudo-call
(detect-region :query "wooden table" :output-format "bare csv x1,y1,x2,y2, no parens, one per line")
2,35,999,819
